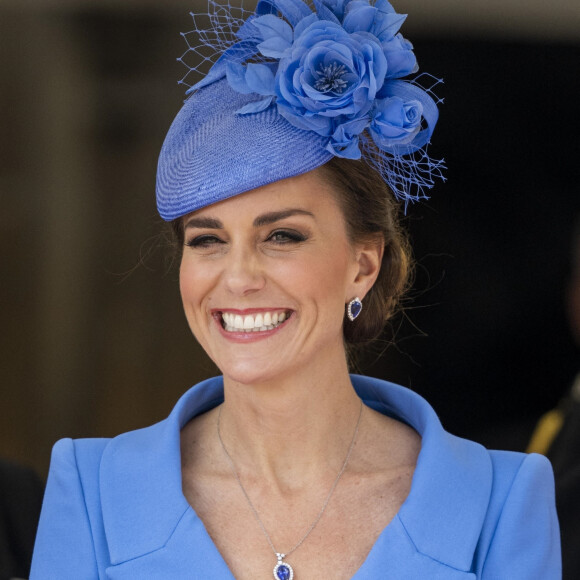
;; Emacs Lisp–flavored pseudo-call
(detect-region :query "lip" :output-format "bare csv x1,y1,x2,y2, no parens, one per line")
212,308,293,342
211,308,290,315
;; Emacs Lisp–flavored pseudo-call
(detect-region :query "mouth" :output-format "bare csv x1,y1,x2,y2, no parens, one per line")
218,310,292,333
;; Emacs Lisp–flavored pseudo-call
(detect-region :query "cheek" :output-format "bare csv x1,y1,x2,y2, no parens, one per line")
179,258,208,314
179,261,194,304
291,243,354,305
179,260,219,352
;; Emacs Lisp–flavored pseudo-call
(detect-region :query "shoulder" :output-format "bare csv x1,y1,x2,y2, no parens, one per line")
488,449,554,497
41,437,113,531
43,437,113,505
31,438,113,578
50,437,110,471
33,421,182,575
481,450,557,533
472,450,561,578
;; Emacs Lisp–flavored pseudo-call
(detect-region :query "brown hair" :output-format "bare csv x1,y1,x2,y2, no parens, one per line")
319,157,412,344
171,157,412,345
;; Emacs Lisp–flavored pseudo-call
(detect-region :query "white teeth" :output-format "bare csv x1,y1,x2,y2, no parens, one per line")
221,311,289,332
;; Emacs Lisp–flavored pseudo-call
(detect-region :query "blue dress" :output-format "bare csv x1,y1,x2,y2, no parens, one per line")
31,375,561,578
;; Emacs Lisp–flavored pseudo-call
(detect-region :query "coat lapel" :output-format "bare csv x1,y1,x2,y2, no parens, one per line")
352,375,493,575
99,377,226,569
355,516,476,578
105,511,234,579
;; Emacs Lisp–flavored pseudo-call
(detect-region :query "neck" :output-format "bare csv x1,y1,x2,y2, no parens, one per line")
218,355,361,489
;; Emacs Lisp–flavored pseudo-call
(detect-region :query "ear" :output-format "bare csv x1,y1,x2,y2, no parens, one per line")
348,236,384,301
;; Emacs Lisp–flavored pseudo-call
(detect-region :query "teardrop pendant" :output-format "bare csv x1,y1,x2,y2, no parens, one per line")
346,297,362,321
273,553,294,580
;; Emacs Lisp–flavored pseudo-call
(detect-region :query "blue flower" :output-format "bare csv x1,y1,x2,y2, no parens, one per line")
193,0,437,162
184,0,444,203
369,96,423,151
275,19,386,145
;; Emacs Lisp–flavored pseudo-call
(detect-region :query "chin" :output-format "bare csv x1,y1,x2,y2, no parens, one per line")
218,349,312,387
220,364,282,387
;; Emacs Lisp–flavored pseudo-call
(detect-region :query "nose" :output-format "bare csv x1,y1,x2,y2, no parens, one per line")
222,246,266,296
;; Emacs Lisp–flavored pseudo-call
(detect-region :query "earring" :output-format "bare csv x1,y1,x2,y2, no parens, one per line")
346,297,362,322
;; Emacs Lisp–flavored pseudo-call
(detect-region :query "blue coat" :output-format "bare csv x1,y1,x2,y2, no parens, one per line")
31,375,561,578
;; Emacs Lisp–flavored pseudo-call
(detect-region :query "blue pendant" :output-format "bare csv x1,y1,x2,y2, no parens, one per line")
273,554,294,580
347,297,362,321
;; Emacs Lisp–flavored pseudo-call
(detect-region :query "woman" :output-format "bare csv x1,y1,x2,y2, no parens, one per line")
31,0,560,578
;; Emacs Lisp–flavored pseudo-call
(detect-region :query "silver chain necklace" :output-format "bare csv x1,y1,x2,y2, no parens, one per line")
217,399,363,580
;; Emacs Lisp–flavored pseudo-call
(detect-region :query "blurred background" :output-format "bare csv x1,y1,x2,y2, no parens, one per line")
1,0,579,480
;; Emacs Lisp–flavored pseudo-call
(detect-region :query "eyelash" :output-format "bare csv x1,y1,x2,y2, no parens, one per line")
185,235,223,248
267,229,307,244
184,229,307,248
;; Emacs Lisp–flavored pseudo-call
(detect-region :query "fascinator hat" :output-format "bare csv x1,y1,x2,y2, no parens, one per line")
156,0,444,221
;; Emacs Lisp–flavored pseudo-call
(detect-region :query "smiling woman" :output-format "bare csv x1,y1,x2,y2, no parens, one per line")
173,156,411,347
30,0,561,579
177,170,382,388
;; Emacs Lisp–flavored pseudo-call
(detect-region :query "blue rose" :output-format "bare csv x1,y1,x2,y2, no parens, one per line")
275,19,387,144
369,96,423,151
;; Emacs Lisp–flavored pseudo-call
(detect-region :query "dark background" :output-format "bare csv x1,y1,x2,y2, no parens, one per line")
363,39,580,449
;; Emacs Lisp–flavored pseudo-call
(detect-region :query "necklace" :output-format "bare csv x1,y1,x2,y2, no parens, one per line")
217,399,363,580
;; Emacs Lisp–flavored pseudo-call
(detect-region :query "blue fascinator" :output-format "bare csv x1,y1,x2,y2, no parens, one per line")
156,0,444,221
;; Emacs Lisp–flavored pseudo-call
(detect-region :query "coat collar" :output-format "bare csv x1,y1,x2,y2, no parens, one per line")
100,377,224,565
353,375,492,572
100,375,491,576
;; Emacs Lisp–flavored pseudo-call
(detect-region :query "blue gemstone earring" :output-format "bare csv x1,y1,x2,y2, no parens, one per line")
347,297,362,322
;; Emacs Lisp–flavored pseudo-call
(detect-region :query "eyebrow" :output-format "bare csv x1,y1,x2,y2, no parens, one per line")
183,209,315,230
183,216,222,230
253,209,314,227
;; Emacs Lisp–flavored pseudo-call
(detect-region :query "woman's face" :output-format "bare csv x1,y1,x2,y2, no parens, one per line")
179,169,376,385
